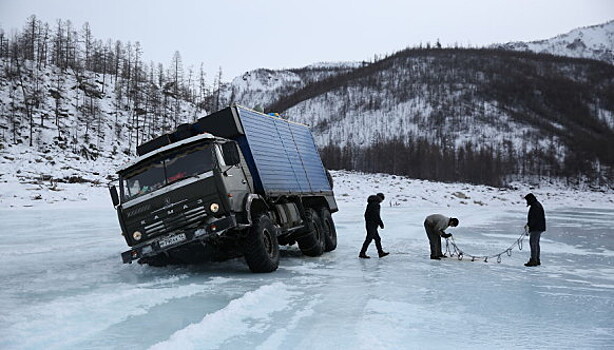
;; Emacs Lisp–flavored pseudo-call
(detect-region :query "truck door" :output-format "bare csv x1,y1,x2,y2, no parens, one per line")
216,141,252,213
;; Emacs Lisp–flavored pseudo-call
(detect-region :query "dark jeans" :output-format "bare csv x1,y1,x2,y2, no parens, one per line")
424,221,442,257
360,225,383,255
529,231,543,261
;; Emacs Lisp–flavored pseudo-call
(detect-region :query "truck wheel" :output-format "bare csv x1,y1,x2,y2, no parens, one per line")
297,208,325,257
243,214,280,273
319,208,337,252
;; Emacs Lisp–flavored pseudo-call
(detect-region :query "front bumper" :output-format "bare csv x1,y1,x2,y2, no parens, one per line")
121,215,238,263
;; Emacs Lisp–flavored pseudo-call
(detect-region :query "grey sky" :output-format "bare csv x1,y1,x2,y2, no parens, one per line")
1,0,612,81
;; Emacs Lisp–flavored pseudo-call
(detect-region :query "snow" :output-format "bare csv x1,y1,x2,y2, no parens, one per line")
117,133,216,172
1,171,613,349
222,62,362,111
0,58,202,185
283,71,565,157
493,20,614,64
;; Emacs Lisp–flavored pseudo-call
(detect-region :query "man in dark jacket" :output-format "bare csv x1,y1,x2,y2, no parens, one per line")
424,214,459,260
524,193,546,267
359,193,389,259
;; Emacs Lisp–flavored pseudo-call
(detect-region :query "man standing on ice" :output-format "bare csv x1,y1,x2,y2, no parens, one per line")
523,193,546,267
423,214,459,260
359,193,390,259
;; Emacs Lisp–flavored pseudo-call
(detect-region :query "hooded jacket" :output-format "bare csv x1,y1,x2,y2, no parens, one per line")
525,194,546,232
364,195,384,228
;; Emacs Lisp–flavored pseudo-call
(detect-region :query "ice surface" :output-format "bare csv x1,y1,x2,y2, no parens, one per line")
1,172,613,349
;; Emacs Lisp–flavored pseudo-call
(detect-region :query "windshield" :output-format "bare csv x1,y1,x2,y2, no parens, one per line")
121,143,215,201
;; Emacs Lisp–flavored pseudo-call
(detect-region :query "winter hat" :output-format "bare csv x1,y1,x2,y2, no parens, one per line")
376,193,385,200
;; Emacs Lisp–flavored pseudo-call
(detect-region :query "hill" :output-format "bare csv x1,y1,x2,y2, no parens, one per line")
249,49,614,186
217,21,614,187
492,20,614,65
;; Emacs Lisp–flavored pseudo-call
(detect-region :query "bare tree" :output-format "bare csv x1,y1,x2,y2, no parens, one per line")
213,66,223,111
171,50,184,127
81,22,93,71
198,62,208,113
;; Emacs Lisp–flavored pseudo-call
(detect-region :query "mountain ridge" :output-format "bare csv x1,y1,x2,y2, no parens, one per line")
491,20,614,64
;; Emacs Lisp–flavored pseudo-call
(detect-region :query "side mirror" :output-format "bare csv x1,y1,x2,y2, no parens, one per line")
222,142,240,166
109,185,120,207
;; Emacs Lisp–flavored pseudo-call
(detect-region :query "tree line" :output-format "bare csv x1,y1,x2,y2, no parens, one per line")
0,15,225,156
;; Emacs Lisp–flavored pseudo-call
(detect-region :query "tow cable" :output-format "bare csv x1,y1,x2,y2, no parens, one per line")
444,228,528,263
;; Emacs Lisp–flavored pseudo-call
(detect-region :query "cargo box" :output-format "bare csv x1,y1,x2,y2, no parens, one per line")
198,106,331,196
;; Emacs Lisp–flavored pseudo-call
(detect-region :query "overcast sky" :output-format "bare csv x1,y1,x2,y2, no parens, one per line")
1,0,612,81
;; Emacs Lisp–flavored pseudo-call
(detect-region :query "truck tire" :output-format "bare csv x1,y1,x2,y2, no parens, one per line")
297,208,325,257
319,208,337,252
243,214,280,273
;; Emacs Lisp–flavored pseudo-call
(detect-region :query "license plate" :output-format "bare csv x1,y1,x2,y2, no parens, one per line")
158,233,186,248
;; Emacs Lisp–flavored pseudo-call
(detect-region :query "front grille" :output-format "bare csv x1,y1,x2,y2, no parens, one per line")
125,199,210,240
146,205,208,236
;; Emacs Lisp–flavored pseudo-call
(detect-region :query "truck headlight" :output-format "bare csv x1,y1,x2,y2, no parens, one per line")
132,231,143,241
210,203,220,213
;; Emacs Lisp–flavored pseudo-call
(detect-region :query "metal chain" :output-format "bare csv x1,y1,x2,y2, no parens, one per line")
444,228,528,263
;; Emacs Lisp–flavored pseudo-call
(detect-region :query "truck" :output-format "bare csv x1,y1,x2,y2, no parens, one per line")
108,104,338,272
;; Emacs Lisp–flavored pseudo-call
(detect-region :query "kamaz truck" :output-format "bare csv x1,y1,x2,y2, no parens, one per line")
108,105,338,272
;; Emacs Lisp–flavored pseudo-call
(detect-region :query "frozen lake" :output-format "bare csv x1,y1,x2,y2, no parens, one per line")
1,202,613,349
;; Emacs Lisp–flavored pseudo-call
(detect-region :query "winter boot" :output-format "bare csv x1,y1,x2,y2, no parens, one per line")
524,259,538,267
536,259,541,266
359,253,371,259
430,255,441,260
378,251,390,258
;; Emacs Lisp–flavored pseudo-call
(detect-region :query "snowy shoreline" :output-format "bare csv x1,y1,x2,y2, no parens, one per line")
1,169,613,211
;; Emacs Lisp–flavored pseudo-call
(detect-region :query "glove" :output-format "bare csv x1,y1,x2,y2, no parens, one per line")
380,223,384,229
441,232,452,238
524,224,529,235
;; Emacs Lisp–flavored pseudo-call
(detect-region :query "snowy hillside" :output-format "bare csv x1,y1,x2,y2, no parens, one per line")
268,49,614,186
219,62,363,110
493,20,614,64
0,58,207,189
